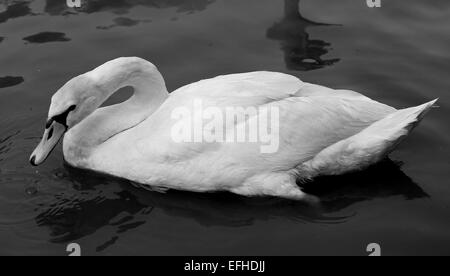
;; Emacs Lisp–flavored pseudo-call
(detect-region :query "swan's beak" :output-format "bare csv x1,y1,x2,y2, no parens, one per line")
30,121,67,166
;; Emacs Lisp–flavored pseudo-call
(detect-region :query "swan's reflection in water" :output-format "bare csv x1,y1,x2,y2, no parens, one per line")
44,0,215,15
267,0,340,70
303,160,428,211
0,0,215,23
35,159,427,251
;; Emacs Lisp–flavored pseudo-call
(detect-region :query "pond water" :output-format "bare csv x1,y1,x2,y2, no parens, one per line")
0,0,449,256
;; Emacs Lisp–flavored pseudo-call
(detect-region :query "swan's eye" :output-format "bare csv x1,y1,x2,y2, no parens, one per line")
68,105,77,112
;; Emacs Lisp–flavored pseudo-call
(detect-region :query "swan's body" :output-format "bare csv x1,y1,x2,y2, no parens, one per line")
30,57,437,201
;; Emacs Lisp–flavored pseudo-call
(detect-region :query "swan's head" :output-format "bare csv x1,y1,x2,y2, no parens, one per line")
30,74,101,166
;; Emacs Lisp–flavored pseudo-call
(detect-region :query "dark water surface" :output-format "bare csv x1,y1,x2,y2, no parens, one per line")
0,0,449,256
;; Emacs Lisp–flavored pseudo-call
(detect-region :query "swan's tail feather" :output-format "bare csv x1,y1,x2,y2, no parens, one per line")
298,99,438,178
367,99,438,143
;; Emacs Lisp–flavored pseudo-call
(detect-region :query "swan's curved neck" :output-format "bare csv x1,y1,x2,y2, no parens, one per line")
64,58,169,163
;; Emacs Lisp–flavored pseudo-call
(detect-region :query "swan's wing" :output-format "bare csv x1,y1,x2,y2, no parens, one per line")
137,94,397,177
218,95,397,172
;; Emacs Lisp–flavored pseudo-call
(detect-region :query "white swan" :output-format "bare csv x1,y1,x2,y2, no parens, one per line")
30,57,437,201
